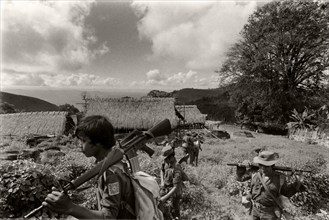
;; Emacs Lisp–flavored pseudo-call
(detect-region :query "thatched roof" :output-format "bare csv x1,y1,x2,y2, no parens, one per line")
85,97,177,130
0,111,68,136
175,105,207,124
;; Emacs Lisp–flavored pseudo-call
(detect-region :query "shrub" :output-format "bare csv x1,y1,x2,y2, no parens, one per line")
0,160,60,218
291,173,329,214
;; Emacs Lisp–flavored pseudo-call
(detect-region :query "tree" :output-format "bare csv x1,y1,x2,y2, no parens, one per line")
218,0,329,124
58,104,80,115
0,102,17,114
147,90,172,98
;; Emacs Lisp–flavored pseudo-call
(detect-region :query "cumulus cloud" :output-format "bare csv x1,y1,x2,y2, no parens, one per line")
2,70,120,88
131,1,257,70
130,69,216,89
2,0,109,75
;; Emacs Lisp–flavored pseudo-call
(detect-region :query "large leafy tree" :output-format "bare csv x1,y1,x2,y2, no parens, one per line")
219,0,329,124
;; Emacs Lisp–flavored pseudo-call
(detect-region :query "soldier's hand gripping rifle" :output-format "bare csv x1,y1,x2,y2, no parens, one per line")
227,162,312,173
24,118,172,218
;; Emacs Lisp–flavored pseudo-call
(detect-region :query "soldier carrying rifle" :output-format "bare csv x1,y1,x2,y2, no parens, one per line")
230,151,307,220
42,115,137,219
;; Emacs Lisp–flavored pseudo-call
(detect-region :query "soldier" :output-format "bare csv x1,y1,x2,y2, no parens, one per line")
182,132,196,166
160,145,184,220
236,151,305,220
192,133,203,166
42,115,136,219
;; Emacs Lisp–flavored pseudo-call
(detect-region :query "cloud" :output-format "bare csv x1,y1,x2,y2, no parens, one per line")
131,1,257,70
2,0,109,74
2,70,120,88
130,69,217,89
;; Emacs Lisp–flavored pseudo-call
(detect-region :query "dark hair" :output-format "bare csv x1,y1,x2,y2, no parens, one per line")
75,115,116,148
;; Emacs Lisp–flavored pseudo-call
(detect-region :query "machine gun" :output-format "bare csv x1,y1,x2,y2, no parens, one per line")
227,163,312,173
24,118,172,218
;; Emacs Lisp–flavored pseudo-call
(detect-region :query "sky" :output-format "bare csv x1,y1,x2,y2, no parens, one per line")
1,0,271,93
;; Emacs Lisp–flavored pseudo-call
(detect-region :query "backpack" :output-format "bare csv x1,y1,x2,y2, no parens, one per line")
130,171,164,220
105,164,164,220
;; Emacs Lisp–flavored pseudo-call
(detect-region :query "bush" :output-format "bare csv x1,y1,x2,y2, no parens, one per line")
291,173,329,214
0,160,60,218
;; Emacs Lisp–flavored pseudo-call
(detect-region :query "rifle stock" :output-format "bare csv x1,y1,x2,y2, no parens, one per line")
227,163,312,173
24,119,172,218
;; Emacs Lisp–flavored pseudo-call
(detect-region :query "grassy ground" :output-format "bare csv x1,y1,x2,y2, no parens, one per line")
1,124,329,219
172,124,329,219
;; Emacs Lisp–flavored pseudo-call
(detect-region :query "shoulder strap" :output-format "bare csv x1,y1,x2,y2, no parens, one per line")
279,174,285,193
257,173,284,210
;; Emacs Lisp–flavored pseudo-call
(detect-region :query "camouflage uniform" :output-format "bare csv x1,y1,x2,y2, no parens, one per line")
182,135,196,165
237,151,304,220
160,146,184,220
247,172,302,220
161,164,184,220
96,162,136,219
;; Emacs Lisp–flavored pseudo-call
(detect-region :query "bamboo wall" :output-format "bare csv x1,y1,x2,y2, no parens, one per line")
288,128,329,148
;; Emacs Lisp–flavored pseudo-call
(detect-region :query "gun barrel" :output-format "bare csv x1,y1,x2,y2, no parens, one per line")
227,163,312,173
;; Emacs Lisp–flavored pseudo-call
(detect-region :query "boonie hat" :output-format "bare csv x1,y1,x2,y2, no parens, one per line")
253,151,279,166
161,145,174,159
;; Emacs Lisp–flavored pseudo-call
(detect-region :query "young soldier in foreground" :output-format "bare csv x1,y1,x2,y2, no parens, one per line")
160,145,184,220
237,151,305,220
42,115,136,219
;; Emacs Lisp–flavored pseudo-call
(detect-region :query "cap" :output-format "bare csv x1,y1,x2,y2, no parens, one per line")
161,145,174,159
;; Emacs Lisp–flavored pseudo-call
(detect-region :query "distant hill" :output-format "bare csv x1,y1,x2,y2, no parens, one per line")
0,91,59,112
171,88,226,104
147,87,237,122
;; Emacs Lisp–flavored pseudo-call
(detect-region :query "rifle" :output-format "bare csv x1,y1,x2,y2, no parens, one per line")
24,118,172,218
227,163,312,173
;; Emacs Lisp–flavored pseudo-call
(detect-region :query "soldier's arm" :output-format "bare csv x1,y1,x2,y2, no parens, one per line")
160,166,165,187
160,186,178,202
280,173,305,197
236,160,256,182
43,189,105,219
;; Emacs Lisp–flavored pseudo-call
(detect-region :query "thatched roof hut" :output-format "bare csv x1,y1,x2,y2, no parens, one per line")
85,97,177,130
0,111,68,136
175,105,207,124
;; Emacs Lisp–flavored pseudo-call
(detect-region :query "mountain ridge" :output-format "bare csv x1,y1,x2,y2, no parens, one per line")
0,91,59,112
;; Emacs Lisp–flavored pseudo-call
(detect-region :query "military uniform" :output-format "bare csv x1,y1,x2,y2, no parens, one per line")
182,135,196,165
237,151,304,220
161,164,184,219
160,146,184,220
247,172,302,219
97,162,136,219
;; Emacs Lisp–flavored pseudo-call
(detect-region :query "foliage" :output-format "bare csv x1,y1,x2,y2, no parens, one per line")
58,103,80,115
289,108,317,129
0,101,17,114
0,160,60,218
219,0,329,124
189,92,237,122
291,174,329,214
147,90,172,98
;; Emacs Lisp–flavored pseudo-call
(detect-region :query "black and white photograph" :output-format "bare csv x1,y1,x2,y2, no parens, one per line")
1,0,329,219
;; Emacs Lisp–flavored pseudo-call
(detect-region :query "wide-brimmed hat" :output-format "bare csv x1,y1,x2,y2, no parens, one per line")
253,151,279,166
161,145,174,160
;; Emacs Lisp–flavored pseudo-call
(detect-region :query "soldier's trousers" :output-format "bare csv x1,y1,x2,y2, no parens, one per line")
160,188,181,220
251,206,280,220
